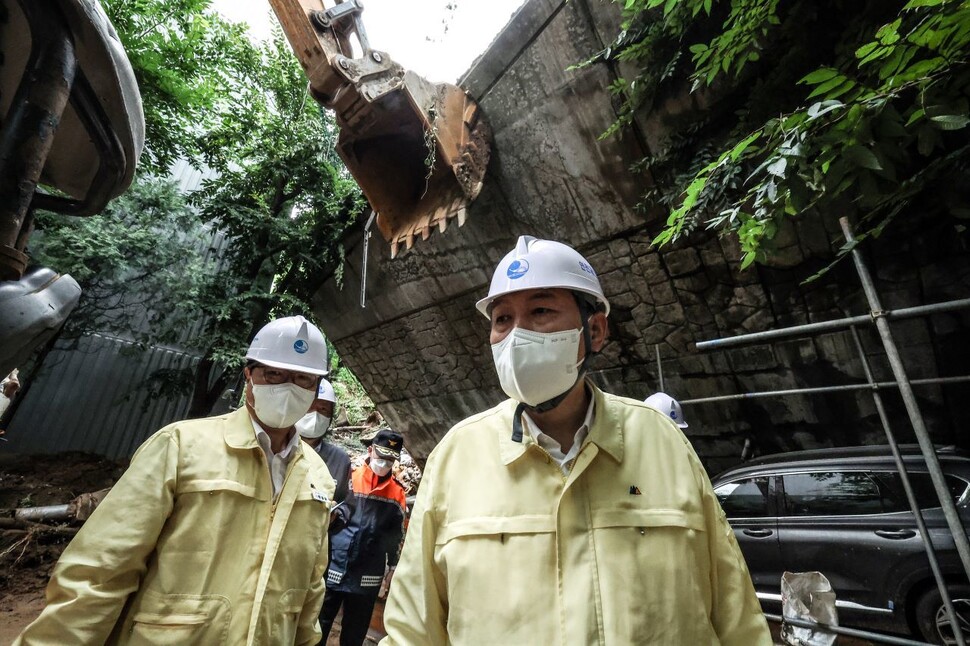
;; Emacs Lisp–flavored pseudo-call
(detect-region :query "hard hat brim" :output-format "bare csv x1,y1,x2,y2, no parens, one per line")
248,356,329,377
475,285,610,318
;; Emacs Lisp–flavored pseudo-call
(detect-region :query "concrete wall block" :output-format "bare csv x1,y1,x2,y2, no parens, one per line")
631,277,655,307
774,339,819,366
663,325,693,353
629,302,656,329
727,345,779,372
683,303,716,326
879,282,922,310
648,280,678,306
610,290,640,311
761,243,805,269
740,308,775,333
662,248,702,276
700,247,728,269
687,438,745,459
655,300,686,325
586,248,617,274
607,238,634,267
897,342,939,380
681,374,738,400
631,241,654,258
673,272,712,293
641,322,676,344
635,252,668,285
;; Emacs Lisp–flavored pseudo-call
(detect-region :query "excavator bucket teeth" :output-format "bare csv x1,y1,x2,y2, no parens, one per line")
267,0,491,252
335,72,490,252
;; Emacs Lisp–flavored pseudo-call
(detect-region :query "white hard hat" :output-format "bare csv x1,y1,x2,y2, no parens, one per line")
644,392,688,429
475,236,610,317
317,378,337,403
246,316,329,376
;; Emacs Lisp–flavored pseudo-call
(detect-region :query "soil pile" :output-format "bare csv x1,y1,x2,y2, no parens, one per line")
0,451,125,642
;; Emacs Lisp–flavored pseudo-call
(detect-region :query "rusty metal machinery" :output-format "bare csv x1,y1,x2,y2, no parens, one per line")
0,0,143,377
268,0,491,256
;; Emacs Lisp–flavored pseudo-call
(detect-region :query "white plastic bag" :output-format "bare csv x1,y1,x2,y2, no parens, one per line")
781,571,838,646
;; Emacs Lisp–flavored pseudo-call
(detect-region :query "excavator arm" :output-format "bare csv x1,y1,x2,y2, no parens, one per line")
268,0,491,256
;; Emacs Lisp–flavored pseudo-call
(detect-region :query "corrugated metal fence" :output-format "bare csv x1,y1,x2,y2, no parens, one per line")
4,334,201,459
3,161,226,460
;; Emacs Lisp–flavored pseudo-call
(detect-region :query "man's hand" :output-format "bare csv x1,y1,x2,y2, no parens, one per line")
2,376,20,399
378,565,395,599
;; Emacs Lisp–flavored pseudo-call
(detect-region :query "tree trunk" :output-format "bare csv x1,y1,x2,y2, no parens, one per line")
185,304,271,419
187,352,221,418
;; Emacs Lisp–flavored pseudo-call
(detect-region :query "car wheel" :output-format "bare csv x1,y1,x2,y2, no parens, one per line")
916,585,970,645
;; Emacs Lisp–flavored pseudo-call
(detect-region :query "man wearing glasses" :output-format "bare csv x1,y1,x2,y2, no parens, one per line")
15,316,337,646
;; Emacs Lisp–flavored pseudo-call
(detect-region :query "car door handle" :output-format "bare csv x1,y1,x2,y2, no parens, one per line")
874,529,917,540
742,528,773,538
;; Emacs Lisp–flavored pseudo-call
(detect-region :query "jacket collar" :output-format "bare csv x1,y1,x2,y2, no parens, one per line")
224,407,309,462
225,406,260,449
498,382,623,466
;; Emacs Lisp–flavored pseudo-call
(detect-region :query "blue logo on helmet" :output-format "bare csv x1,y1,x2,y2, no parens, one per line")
293,340,309,354
507,259,530,279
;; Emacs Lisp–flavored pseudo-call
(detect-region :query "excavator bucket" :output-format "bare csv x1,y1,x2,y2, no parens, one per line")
336,72,489,256
268,0,491,256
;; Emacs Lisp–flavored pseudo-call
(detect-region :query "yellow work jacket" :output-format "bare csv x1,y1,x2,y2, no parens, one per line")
382,385,771,645
14,407,335,646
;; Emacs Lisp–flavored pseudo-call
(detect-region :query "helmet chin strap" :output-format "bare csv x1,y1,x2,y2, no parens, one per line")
511,297,596,443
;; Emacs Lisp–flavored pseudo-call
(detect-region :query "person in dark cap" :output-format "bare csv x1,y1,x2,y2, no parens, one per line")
318,429,407,646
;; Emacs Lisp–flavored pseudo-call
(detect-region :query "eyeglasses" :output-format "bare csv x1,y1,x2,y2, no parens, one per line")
253,366,318,391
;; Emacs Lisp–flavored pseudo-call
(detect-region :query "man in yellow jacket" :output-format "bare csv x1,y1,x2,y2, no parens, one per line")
15,316,336,646
382,236,771,645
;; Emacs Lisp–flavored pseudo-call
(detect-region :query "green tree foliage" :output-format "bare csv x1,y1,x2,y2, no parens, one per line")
102,0,256,173
597,0,970,269
179,32,364,416
30,177,211,347
27,4,364,416
330,351,375,425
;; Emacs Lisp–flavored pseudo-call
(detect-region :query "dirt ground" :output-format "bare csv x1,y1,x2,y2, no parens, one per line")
0,451,126,643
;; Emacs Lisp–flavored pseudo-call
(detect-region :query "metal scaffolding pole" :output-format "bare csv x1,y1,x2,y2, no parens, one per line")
840,216,970,587
848,323,965,646
679,375,970,405
695,298,970,351
764,614,931,646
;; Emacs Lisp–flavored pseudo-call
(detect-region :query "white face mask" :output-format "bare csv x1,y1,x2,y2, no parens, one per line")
491,327,583,407
251,382,316,429
295,412,331,439
370,458,393,477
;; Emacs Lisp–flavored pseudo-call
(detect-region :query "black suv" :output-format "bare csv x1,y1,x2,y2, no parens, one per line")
712,445,970,644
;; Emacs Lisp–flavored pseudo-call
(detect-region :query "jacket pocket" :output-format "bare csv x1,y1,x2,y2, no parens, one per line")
126,591,230,646
433,516,557,643
274,588,308,645
435,514,556,545
177,478,267,501
590,507,713,643
591,507,704,531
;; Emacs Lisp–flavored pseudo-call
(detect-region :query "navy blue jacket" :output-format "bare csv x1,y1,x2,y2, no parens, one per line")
313,440,351,505
326,461,406,595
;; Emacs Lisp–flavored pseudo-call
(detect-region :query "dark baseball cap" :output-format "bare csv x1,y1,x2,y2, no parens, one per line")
365,429,403,459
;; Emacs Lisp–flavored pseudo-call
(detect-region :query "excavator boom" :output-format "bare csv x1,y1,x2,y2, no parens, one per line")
268,0,490,256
